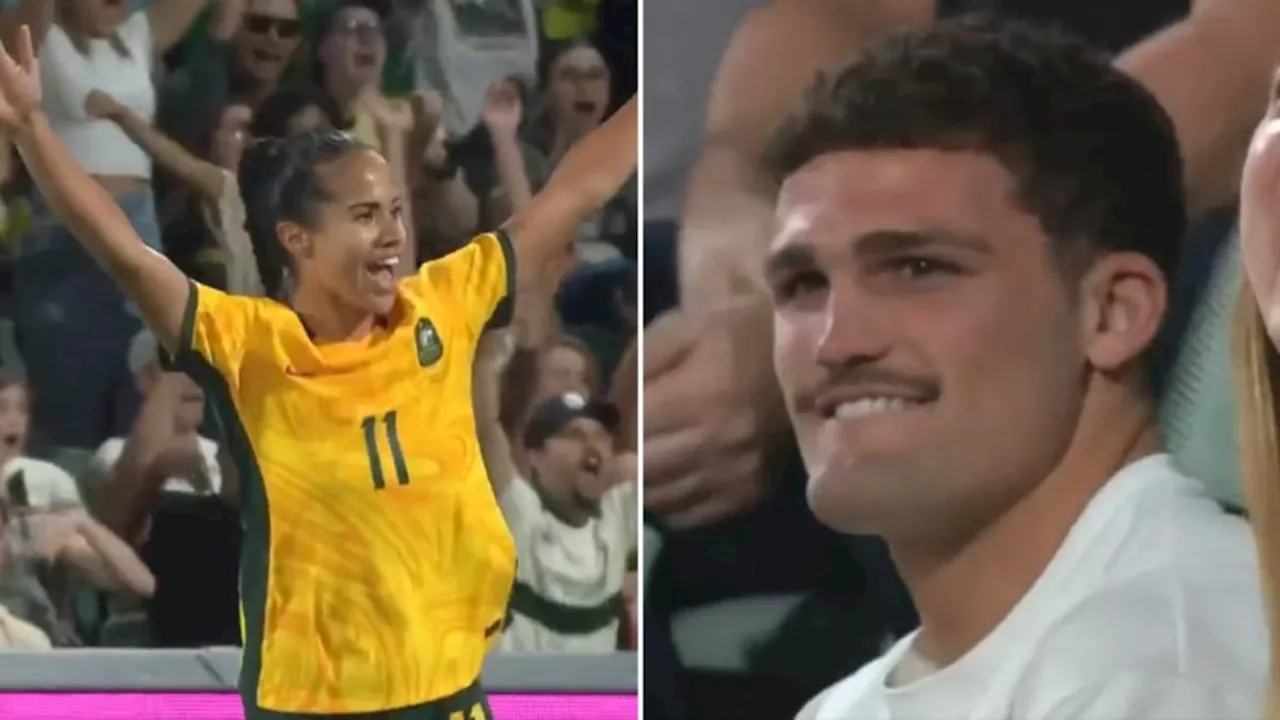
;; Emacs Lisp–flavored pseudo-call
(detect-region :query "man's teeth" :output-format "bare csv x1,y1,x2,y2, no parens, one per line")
834,397,920,420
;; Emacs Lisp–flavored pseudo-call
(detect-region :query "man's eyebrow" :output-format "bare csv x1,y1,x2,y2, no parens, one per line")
852,229,993,258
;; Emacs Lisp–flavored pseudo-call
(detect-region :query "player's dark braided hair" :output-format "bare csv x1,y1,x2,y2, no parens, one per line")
237,131,369,299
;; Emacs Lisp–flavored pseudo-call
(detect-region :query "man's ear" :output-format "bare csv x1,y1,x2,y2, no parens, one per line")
1077,252,1167,371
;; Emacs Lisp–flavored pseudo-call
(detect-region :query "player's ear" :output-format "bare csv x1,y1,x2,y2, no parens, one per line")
1077,251,1167,371
277,220,314,261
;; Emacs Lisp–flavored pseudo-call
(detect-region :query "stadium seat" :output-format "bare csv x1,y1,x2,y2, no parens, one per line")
72,587,104,646
99,612,153,648
670,595,806,673
1159,230,1245,510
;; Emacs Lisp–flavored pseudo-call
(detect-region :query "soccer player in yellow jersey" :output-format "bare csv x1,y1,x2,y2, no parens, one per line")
0,25,636,720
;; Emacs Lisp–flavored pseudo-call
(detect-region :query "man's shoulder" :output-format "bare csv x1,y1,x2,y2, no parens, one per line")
1015,570,1266,713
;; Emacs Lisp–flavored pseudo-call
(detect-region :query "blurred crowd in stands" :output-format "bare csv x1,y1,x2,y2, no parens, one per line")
0,0,637,654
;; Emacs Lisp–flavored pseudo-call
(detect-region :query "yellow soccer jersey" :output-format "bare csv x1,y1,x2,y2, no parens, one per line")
170,232,518,715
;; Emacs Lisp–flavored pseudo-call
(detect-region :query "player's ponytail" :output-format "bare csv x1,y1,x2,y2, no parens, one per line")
237,131,370,301
239,138,291,299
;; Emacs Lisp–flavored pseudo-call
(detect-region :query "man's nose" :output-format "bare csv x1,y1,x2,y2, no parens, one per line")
815,280,892,369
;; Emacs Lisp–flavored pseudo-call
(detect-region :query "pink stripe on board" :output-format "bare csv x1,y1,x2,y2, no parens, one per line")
0,692,637,719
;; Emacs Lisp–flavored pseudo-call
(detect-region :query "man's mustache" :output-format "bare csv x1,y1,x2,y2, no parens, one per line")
793,365,939,413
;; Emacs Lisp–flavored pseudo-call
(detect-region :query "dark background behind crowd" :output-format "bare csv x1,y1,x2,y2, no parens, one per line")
0,0,636,655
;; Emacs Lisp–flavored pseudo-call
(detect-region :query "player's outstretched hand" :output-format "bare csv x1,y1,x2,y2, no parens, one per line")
1241,71,1280,350
0,25,41,134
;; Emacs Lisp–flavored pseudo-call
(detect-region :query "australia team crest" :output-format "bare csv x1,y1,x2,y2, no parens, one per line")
415,318,443,367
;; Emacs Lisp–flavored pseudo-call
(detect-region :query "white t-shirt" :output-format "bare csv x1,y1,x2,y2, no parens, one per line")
2,457,81,509
40,12,156,178
498,476,636,653
797,454,1265,720
91,436,222,496
405,0,540,134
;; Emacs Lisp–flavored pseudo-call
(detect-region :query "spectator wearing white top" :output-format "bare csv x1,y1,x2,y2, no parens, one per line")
0,0,219,450
772,19,1264,720
90,329,225,544
499,392,636,653
0,370,79,509
0,460,155,647
85,329,240,647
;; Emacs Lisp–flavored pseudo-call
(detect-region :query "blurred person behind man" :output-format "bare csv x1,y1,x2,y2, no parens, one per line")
763,18,1264,719
86,329,241,647
498,392,636,653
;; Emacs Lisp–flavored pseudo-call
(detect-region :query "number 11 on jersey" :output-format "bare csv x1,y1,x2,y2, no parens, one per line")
361,411,410,490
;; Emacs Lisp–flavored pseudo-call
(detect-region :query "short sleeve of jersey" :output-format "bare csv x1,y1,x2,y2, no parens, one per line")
409,231,516,337
170,280,260,389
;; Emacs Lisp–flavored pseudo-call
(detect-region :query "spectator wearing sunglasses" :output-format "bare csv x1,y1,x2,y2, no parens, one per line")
153,0,305,284
156,0,304,153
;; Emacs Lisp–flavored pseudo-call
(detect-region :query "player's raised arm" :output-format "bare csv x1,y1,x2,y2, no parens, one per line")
501,95,636,292
0,26,189,352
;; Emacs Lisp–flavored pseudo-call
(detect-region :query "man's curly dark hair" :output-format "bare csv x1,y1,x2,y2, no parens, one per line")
762,15,1186,289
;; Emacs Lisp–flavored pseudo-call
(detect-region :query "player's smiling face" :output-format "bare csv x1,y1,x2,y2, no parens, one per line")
768,148,1091,539
298,148,407,316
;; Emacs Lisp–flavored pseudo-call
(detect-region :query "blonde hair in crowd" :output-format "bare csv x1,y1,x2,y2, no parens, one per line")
1232,284,1280,720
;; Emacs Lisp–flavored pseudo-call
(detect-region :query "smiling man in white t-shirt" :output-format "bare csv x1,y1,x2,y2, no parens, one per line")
764,18,1266,720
